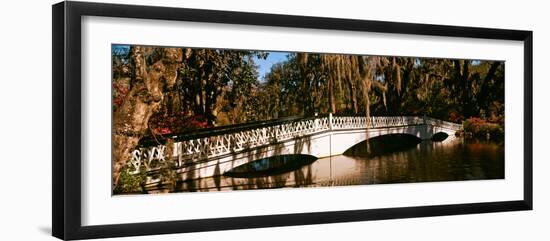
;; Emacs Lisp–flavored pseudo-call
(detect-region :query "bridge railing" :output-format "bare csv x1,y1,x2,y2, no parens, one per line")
423,117,462,130
126,115,461,174
331,116,425,130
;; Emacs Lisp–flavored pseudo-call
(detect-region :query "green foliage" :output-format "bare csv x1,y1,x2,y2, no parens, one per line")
114,141,180,195
113,165,147,195
170,49,266,126
259,55,504,123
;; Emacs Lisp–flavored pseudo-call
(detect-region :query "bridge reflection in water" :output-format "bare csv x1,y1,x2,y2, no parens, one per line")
174,137,504,192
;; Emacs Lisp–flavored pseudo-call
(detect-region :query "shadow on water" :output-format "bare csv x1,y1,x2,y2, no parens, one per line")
343,134,422,158
223,154,317,178
223,154,318,178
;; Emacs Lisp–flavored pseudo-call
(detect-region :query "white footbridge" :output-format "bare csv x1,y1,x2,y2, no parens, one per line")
127,114,462,183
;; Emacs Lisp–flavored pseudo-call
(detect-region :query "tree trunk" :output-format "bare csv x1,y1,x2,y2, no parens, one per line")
328,76,336,113
453,60,473,117
348,80,358,114
477,62,501,111
205,83,218,126
461,61,473,117
112,47,183,190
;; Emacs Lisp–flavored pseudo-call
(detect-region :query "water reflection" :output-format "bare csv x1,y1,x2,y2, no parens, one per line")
174,138,504,192
224,154,317,178
344,134,421,158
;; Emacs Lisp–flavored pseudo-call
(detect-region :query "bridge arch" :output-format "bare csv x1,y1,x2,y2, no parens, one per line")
431,132,450,142
342,133,422,157
328,123,445,156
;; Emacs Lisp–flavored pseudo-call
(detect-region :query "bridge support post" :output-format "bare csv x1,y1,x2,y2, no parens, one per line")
328,113,333,130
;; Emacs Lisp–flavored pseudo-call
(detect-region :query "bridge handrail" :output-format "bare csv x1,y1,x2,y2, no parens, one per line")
331,115,426,130
138,114,328,147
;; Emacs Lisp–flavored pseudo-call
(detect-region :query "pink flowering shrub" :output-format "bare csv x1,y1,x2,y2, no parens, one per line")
148,112,210,136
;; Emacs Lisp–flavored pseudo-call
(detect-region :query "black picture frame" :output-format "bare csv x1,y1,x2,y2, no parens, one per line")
52,1,533,240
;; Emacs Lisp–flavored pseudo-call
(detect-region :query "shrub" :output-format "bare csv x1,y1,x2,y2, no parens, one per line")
463,117,504,140
113,165,147,195
448,111,464,123
148,113,210,136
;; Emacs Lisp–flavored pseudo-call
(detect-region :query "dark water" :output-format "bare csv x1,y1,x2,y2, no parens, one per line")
223,154,317,178
176,137,504,192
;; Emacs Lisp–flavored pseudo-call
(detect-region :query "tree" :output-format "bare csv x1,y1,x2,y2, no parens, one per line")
112,46,183,189
172,49,267,126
